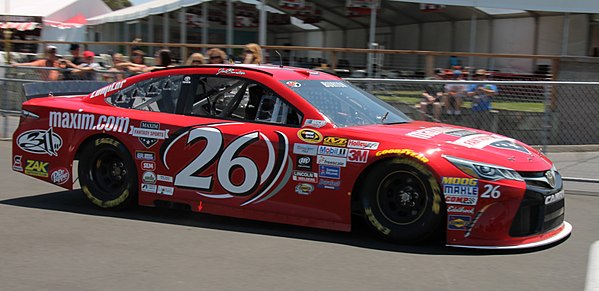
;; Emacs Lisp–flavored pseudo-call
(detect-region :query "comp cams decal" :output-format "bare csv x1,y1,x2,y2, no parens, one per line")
49,112,129,133
17,128,63,156
162,125,290,206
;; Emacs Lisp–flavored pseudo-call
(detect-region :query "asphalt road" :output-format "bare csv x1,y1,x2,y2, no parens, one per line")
1,140,598,290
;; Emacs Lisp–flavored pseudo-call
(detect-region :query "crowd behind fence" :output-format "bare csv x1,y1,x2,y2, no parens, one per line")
1,64,598,149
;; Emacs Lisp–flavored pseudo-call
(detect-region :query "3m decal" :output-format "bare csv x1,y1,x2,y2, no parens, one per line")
157,174,173,183
347,139,379,150
316,155,347,167
320,81,347,88
296,156,313,169
50,167,70,185
375,149,428,163
141,183,157,193
17,128,62,156
130,121,169,148
322,136,348,147
480,185,501,199
25,160,49,177
216,68,246,75
142,171,156,184
319,165,340,179
89,80,126,98
157,185,174,196
162,126,289,206
141,161,156,171
12,155,23,172
318,145,348,157
297,129,323,144
295,183,314,195
317,179,341,190
293,143,318,156
545,190,565,205
347,149,368,163
447,205,475,214
292,170,318,183
448,215,471,231
135,151,155,161
49,112,130,133
303,119,326,128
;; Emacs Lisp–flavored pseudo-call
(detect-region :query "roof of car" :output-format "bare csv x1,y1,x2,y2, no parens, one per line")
151,64,340,81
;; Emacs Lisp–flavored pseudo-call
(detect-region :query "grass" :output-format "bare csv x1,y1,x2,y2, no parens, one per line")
376,94,545,113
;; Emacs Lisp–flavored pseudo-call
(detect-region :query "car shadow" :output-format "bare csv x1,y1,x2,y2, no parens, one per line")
0,190,567,255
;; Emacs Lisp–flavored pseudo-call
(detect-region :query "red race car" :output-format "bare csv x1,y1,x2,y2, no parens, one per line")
12,64,571,249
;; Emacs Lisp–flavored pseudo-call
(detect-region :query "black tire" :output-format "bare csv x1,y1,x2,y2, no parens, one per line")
78,136,137,209
360,158,443,243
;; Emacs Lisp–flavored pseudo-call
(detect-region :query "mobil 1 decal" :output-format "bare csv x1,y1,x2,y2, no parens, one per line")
161,123,290,206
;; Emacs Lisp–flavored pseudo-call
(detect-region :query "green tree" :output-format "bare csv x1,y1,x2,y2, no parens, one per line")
103,0,132,10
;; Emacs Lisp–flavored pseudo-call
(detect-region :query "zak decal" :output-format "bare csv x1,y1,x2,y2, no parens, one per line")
25,160,49,177
49,112,129,133
162,124,290,206
17,128,63,156
130,121,169,148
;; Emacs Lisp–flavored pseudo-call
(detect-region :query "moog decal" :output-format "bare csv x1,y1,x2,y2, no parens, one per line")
162,125,289,206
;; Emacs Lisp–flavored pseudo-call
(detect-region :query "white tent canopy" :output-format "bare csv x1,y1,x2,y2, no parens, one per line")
87,0,206,25
395,0,599,13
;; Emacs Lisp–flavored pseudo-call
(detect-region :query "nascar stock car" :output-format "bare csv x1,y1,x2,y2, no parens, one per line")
12,64,571,249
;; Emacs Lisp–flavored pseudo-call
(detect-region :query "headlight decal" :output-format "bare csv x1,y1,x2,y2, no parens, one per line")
443,155,523,182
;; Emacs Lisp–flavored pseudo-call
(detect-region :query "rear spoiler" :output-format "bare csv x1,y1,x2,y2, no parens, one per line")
23,81,109,100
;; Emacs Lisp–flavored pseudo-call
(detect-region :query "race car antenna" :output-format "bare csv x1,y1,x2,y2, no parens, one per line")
275,50,283,68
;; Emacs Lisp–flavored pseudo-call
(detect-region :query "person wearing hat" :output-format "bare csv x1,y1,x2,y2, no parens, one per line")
468,69,496,112
11,45,63,81
74,50,101,80
443,70,467,115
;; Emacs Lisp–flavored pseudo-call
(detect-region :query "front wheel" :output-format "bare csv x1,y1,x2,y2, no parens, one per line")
78,137,137,209
359,158,443,243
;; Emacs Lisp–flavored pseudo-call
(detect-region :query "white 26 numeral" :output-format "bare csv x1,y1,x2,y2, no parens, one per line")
481,185,501,199
174,128,260,196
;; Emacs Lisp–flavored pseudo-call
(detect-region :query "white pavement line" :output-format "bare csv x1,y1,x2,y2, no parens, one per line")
585,241,599,291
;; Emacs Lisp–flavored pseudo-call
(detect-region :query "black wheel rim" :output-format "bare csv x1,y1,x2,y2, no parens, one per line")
88,148,129,200
377,171,428,225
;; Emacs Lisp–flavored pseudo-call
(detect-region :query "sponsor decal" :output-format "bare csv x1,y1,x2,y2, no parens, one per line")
320,81,347,88
182,76,192,84
49,112,130,133
216,68,246,75
130,121,169,148
17,128,63,156
445,129,478,137
24,160,49,177
323,136,348,147
50,167,70,185
142,171,157,184
89,80,126,98
442,177,479,206
295,183,314,195
135,151,155,161
347,139,379,150
449,134,507,149
157,174,173,183
317,178,341,190
95,137,120,147
141,183,157,193
490,140,530,154
375,149,428,163
445,196,477,205
448,215,471,230
316,155,347,167
303,119,326,128
12,155,23,172
296,156,313,170
318,145,348,157
297,129,323,144
347,149,368,163
447,205,476,214
286,81,301,88
141,161,156,171
319,165,341,179
157,185,174,196
406,126,456,139
292,170,318,183
293,143,318,156
545,189,565,205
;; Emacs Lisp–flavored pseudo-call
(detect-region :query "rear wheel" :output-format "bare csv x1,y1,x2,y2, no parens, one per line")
78,137,137,209
360,158,443,243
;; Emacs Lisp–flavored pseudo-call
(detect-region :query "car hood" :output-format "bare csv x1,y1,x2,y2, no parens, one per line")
341,121,553,171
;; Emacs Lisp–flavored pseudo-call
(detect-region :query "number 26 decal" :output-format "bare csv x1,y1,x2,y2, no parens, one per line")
481,184,501,199
162,125,289,206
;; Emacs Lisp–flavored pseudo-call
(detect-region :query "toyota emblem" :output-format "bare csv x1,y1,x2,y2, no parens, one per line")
545,169,556,188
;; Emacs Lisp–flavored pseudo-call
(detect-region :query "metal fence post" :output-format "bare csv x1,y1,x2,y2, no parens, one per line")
540,84,551,153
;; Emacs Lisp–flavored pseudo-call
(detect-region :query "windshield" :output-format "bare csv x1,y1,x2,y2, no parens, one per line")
282,80,410,127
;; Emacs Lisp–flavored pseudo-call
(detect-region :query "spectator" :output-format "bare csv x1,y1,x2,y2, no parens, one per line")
443,70,467,115
468,69,496,112
185,53,206,66
419,73,444,120
12,45,62,81
107,53,149,81
243,43,262,64
69,44,83,65
206,48,227,64
155,49,174,68
131,50,147,66
76,50,102,80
